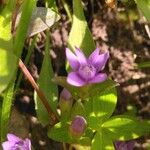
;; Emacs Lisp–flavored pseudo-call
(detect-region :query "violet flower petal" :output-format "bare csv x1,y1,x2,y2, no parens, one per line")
66,48,79,71
88,73,107,84
88,48,100,63
67,72,86,87
90,51,109,71
7,133,21,142
2,141,15,150
75,47,87,65
24,139,31,150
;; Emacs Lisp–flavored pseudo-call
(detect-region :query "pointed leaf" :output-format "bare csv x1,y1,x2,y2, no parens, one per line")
0,7,12,51
48,122,91,145
0,5,17,93
0,50,17,93
85,86,117,129
35,32,58,125
102,115,150,141
48,122,72,143
13,0,36,57
91,132,114,150
68,0,95,56
1,81,15,142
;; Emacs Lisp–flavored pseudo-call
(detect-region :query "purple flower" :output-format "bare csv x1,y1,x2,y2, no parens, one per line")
66,47,109,86
69,115,87,138
2,133,31,150
114,140,135,150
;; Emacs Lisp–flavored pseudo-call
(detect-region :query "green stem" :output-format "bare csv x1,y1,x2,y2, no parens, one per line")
63,143,67,150
61,0,72,22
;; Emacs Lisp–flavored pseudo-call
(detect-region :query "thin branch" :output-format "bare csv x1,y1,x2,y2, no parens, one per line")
19,59,59,125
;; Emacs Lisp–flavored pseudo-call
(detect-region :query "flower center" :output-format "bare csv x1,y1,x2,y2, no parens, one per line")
78,64,96,80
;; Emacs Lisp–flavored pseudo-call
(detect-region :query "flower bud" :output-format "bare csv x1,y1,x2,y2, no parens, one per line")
69,115,87,138
114,140,135,150
59,88,72,113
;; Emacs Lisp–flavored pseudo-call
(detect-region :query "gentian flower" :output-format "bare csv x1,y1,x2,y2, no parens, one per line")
69,115,87,138
66,47,109,86
2,133,31,150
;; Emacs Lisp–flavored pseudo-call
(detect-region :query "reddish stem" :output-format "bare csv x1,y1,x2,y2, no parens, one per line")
19,59,59,125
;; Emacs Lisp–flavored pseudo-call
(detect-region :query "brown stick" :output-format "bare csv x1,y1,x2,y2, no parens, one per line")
19,59,59,125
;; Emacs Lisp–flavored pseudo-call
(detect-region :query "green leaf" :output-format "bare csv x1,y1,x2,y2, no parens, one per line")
88,79,118,97
135,0,150,22
68,0,95,56
85,86,117,129
15,35,37,90
13,0,36,57
0,97,2,138
137,61,150,68
0,8,12,51
15,7,60,37
0,2,18,93
48,122,91,145
102,115,150,141
35,31,58,125
91,132,114,150
0,81,14,142
0,50,17,93
71,100,86,119
53,77,117,99
48,122,72,143
46,0,58,10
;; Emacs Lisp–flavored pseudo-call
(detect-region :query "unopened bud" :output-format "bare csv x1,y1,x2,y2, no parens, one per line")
114,140,135,150
59,88,72,113
69,115,87,138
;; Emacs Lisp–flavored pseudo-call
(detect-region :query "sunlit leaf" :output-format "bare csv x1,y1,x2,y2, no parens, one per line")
85,86,117,130
48,122,72,143
0,7,12,51
68,0,95,56
0,97,2,138
135,0,150,22
0,4,17,93
0,50,17,93
91,132,114,150
102,115,150,141
48,122,91,145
